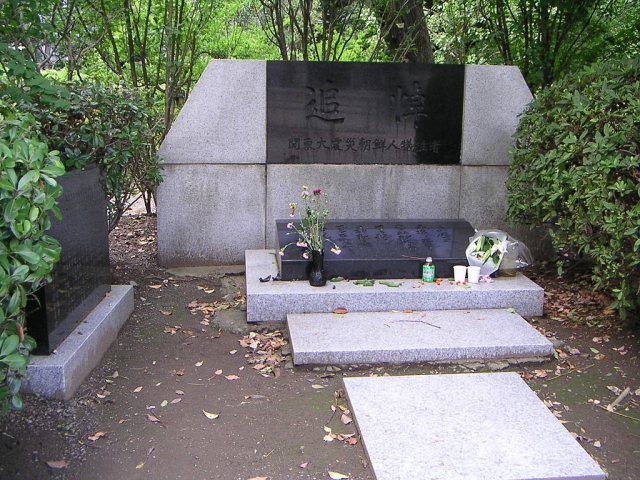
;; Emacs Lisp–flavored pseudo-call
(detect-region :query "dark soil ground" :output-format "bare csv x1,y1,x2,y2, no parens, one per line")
1,214,639,479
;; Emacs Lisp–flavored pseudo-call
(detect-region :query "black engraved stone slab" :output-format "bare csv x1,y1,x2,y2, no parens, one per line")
275,219,475,280
267,61,465,165
27,164,111,355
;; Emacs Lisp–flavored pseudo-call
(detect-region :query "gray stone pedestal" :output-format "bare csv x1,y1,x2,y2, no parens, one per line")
23,285,134,400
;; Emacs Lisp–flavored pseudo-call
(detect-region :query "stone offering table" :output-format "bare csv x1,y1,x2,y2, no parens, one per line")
276,218,475,280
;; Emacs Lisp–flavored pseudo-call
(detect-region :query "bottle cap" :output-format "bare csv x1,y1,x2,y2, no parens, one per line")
426,257,433,263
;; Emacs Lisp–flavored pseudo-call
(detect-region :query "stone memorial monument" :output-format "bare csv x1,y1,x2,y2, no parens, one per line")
26,164,110,355
157,61,533,266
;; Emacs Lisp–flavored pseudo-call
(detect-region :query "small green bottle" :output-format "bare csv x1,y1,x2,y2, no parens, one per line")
422,257,435,282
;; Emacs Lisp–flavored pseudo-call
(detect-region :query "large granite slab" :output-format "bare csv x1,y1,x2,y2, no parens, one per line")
157,60,266,164
461,65,533,166
246,249,544,322
157,164,266,266
288,309,553,365
343,373,605,480
276,219,475,280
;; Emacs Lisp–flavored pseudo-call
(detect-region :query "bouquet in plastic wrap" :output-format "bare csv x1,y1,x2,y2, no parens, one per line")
466,230,533,276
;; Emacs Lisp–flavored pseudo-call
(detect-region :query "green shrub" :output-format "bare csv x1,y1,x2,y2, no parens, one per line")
0,46,161,415
22,81,163,231
0,104,65,413
507,56,640,319
2,44,163,231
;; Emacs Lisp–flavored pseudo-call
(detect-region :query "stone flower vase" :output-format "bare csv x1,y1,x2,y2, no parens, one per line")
308,249,327,287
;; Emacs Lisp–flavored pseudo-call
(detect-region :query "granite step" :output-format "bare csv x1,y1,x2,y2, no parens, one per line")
343,373,606,480
288,308,553,365
246,249,544,323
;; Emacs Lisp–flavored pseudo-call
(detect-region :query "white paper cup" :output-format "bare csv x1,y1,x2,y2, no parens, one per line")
453,265,467,283
467,265,481,283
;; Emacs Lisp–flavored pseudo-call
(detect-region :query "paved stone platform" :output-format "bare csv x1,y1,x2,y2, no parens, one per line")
343,373,606,480
23,285,134,400
288,308,553,365
246,249,544,322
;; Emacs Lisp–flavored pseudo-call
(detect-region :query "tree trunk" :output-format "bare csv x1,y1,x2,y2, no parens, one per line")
378,0,435,63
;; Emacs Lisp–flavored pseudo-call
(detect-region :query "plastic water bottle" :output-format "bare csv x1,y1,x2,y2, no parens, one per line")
422,257,435,282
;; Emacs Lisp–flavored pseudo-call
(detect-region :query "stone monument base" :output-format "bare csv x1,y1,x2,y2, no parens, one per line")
23,285,134,400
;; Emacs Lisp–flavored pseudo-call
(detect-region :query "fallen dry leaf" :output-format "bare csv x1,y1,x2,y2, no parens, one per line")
46,460,69,469
147,414,160,423
202,410,219,419
197,285,216,294
312,384,325,389
195,361,204,367
136,462,145,469
133,386,143,393
175,389,185,395
328,471,349,479
247,477,268,480
170,398,182,404
159,310,172,316
333,307,348,314
300,462,309,468
225,374,239,381
87,431,107,442
341,413,352,425
175,369,185,376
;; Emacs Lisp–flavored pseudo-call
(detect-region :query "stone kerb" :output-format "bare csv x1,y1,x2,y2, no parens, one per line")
157,61,533,266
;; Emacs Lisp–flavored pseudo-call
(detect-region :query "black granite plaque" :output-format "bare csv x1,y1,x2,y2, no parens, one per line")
275,219,475,280
267,62,465,165
26,164,111,355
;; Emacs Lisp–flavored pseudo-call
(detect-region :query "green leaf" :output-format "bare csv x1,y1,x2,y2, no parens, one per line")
11,393,23,411
28,206,40,222
21,336,36,352
2,353,28,369
17,170,40,191
41,161,65,177
10,265,29,283
13,245,40,265
0,335,20,358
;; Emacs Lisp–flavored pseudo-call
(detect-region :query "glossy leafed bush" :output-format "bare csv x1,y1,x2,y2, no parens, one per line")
0,105,65,413
507,57,640,319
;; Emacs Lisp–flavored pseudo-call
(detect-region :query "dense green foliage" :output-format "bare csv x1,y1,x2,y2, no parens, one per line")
0,44,162,414
0,103,65,413
31,82,164,230
507,57,640,319
1,42,163,232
